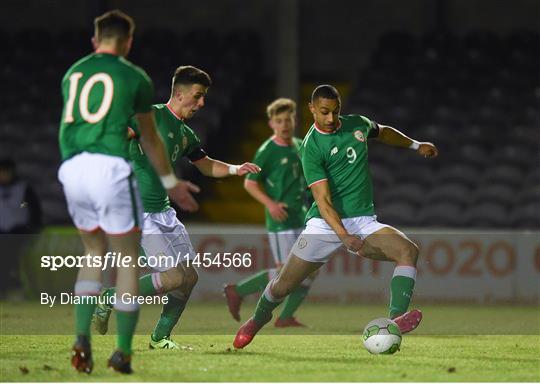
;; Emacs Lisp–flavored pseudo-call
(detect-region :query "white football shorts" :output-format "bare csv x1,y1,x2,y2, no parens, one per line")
58,152,143,235
140,207,196,272
290,215,390,263
267,228,303,266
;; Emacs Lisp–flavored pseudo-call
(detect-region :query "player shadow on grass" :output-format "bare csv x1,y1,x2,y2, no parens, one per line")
225,349,363,364
262,351,366,364
209,349,266,356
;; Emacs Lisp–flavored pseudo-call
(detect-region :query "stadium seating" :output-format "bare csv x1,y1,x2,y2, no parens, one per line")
1,27,262,225
1,26,538,228
351,29,540,228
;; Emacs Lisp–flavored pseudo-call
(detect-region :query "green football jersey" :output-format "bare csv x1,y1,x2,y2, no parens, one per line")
301,114,377,222
246,137,309,232
59,52,154,161
129,103,203,213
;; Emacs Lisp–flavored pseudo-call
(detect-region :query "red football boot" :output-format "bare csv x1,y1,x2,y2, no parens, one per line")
71,336,93,374
392,309,423,334
274,317,306,328
233,317,266,349
223,284,242,322
107,350,133,374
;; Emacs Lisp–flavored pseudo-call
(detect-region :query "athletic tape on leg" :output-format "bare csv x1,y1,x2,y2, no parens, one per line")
263,280,283,303
393,266,417,280
74,280,102,296
151,272,164,293
114,299,140,312
267,268,278,281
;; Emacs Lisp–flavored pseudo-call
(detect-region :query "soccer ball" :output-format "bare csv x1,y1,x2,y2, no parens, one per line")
362,318,402,354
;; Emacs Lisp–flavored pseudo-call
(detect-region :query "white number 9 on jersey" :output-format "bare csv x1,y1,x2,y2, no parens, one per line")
346,147,357,164
64,72,114,124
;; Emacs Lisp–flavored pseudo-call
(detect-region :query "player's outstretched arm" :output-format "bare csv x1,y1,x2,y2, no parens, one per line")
310,180,363,254
136,111,200,212
193,157,261,178
244,179,288,222
376,125,439,158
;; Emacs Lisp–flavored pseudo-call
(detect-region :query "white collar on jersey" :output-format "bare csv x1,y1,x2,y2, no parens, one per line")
165,102,185,121
314,120,342,134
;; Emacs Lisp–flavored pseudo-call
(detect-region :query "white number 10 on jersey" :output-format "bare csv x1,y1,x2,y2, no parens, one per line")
64,72,114,124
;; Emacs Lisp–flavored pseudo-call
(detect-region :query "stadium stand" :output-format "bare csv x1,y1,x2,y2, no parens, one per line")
348,29,540,228
1,27,538,228
1,27,262,224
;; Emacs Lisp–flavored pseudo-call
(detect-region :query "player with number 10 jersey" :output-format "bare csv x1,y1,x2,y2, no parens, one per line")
59,46,153,161
57,10,193,375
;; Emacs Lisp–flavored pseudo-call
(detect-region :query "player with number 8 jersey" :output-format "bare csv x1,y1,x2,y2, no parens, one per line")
129,103,202,213
90,65,261,351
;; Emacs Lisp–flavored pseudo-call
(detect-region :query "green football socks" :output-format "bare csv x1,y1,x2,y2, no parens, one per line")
74,280,101,338
116,309,139,356
152,294,187,341
253,288,282,325
75,302,96,337
279,285,310,320
235,269,274,297
103,273,161,306
389,266,417,318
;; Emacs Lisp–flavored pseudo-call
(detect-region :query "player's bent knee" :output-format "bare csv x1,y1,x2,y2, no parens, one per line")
168,287,188,301
161,268,185,290
400,241,419,265
271,278,295,299
308,269,320,281
183,266,199,289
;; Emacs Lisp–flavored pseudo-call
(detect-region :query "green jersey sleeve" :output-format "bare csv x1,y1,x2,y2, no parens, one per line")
354,115,372,134
183,125,204,161
127,116,139,137
245,147,267,182
302,135,327,187
133,70,154,114
353,115,380,138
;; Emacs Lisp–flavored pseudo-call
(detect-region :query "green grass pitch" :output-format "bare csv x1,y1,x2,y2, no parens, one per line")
1,302,539,382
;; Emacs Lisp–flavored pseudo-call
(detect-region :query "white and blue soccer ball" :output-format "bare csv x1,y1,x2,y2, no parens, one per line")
362,318,402,354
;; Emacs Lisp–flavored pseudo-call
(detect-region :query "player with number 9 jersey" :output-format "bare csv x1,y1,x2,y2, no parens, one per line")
232,85,439,350
223,98,316,329
301,114,376,223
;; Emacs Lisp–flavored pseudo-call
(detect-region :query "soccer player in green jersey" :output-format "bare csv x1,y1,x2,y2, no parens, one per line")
92,65,260,349
233,84,439,349
58,11,199,374
224,98,315,327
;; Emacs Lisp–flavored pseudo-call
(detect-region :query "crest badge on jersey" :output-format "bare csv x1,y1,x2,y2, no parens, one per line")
182,136,188,150
354,130,365,142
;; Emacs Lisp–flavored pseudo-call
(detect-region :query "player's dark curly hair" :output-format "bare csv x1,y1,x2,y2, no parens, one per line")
172,66,212,89
311,84,341,102
94,10,135,42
